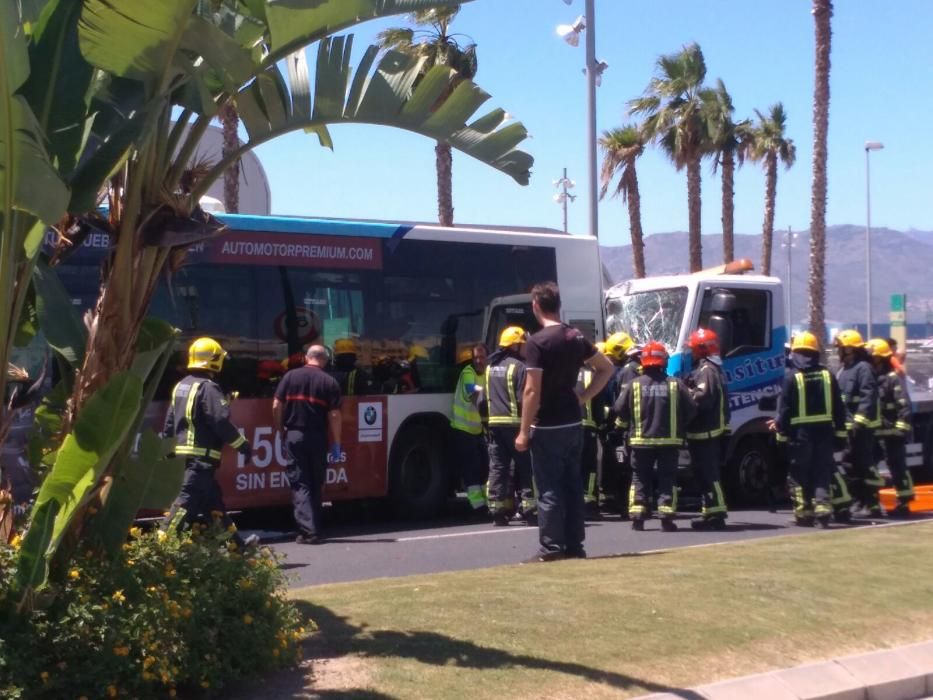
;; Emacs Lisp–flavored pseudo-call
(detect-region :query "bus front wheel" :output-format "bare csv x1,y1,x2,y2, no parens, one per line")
724,436,783,508
389,424,448,519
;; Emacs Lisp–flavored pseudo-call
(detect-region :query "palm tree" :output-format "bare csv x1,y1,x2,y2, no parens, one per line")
744,103,796,276
219,102,240,214
808,0,833,342
702,79,748,265
599,126,647,278
630,43,710,272
378,7,477,227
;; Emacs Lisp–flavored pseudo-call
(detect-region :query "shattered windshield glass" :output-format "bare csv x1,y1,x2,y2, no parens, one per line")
605,287,688,352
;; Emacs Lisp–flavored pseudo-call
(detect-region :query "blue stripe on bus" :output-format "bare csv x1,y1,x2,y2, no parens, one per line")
215,214,412,240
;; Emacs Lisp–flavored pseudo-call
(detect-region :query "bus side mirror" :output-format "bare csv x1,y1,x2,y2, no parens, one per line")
758,396,777,412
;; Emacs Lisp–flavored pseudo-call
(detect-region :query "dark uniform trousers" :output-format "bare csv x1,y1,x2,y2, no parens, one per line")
487,426,535,516
787,426,835,517
833,426,882,510
581,428,599,507
687,438,727,520
882,437,913,505
168,459,234,530
630,447,678,520
284,431,327,537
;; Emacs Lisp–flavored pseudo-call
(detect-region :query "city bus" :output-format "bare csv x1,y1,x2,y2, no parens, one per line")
55,214,603,517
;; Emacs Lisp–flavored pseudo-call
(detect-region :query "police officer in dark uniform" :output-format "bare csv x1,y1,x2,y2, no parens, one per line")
867,338,915,517
485,326,535,526
163,337,256,546
329,338,373,396
772,331,847,527
614,341,696,532
685,328,731,530
834,329,883,519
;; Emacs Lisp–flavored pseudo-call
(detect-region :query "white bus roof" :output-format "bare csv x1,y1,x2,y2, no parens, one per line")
607,272,781,295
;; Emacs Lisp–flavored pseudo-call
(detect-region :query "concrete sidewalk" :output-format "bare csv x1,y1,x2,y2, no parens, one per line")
637,640,933,700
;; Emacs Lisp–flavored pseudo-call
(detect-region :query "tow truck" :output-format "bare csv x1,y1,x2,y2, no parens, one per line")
603,260,933,505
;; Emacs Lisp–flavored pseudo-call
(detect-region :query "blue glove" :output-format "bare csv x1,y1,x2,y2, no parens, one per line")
464,383,477,395
329,444,342,463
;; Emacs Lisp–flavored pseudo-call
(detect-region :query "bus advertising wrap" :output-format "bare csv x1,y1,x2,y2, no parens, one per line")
189,231,383,270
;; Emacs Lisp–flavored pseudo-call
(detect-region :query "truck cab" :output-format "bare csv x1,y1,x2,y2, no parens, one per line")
604,262,787,505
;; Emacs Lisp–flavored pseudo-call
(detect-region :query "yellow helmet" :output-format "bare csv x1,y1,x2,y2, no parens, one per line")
188,337,226,373
498,326,526,348
790,331,820,353
604,331,634,361
595,341,607,354
866,338,893,358
834,329,865,349
334,338,360,355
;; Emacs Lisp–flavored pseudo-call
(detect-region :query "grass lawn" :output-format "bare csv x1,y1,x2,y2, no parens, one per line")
242,522,933,699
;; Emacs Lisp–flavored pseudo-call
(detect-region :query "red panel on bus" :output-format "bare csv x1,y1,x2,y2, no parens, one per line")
172,397,389,511
189,231,383,270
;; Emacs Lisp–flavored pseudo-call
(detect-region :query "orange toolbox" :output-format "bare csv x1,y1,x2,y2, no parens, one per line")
879,485,933,512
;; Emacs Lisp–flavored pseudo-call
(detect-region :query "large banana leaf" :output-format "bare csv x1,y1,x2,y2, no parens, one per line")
33,259,87,367
15,372,143,591
203,38,532,190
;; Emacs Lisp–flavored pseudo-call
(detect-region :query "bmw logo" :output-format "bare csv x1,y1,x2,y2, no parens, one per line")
364,406,378,426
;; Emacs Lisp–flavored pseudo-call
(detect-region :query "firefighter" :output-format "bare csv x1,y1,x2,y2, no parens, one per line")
773,331,847,527
600,332,639,517
577,361,607,520
833,329,883,520
685,328,730,530
613,341,696,532
485,326,535,526
451,343,489,515
163,337,257,547
867,338,915,517
329,338,372,396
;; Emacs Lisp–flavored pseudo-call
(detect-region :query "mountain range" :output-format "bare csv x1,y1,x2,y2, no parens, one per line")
600,225,933,326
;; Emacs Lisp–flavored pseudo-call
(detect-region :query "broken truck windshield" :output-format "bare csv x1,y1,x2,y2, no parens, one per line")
605,287,688,352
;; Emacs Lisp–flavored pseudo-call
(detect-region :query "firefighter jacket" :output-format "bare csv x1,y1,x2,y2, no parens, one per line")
450,363,483,435
577,367,608,431
163,373,247,463
686,357,731,440
329,367,373,396
485,349,526,427
876,369,912,437
776,352,846,442
608,360,642,430
836,356,880,430
613,368,696,447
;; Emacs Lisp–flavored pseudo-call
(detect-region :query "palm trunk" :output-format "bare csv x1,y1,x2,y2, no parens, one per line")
220,103,240,214
721,150,735,264
808,0,832,344
436,140,454,227
686,155,703,272
761,151,778,275
624,164,647,279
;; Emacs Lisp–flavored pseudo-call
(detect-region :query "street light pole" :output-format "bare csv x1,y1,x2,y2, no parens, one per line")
584,0,598,241
865,141,884,338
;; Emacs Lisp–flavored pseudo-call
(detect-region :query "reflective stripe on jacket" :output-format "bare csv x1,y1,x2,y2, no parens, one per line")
486,354,525,427
686,358,730,440
163,374,246,462
837,360,880,430
577,368,597,430
613,371,697,447
451,365,483,435
776,365,846,442
876,369,912,437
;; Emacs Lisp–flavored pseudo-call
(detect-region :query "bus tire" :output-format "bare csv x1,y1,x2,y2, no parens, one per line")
389,424,448,519
724,436,782,508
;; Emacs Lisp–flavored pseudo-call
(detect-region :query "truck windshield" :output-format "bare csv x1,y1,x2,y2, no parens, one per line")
605,287,688,352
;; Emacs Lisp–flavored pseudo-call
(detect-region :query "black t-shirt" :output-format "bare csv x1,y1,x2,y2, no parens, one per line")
524,323,596,427
274,365,342,435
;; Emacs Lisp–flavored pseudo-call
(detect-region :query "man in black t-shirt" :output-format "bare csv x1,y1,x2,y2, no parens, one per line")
516,282,613,561
273,345,342,544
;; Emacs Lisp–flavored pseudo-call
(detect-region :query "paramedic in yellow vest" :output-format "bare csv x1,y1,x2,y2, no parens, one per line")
163,338,257,547
485,327,536,526
451,343,489,514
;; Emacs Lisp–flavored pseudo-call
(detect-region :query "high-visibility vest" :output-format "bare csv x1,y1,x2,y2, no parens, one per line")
577,368,597,430
451,365,483,435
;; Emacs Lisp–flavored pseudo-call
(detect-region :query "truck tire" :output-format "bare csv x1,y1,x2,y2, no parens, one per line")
724,436,783,508
389,424,448,519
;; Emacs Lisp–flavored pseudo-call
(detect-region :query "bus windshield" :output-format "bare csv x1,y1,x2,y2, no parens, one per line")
605,287,687,352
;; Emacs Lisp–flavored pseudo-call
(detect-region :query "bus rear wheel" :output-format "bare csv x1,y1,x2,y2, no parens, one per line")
725,436,783,508
389,424,448,519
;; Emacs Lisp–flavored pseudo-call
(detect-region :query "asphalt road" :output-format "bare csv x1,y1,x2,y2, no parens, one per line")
243,509,933,589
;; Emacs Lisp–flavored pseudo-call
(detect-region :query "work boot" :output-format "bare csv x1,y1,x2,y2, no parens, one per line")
866,505,885,520
793,514,815,527
660,518,678,532
295,533,322,545
631,518,645,532
889,503,911,519
690,516,726,531
833,508,851,524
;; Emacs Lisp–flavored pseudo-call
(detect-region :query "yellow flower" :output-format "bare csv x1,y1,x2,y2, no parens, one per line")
9,534,22,549
107,685,118,698
143,656,156,669
39,671,49,683
157,529,167,541
129,526,142,538
112,590,126,604
242,614,253,625
226,523,237,533
164,567,176,578
237,578,253,590
68,568,80,580
142,671,154,681
227,540,238,551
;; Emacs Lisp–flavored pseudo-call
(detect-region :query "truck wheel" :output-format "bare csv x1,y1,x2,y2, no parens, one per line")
725,436,781,508
389,424,448,519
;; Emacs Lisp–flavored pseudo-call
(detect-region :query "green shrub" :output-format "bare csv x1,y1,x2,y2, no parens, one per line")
0,521,306,698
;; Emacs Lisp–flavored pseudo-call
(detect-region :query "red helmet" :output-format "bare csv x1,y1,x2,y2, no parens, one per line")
688,328,719,357
640,341,669,368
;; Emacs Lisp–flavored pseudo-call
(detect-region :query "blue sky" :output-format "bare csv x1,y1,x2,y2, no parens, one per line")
251,0,932,248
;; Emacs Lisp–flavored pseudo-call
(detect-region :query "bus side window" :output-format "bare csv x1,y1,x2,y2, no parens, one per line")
699,288,771,358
